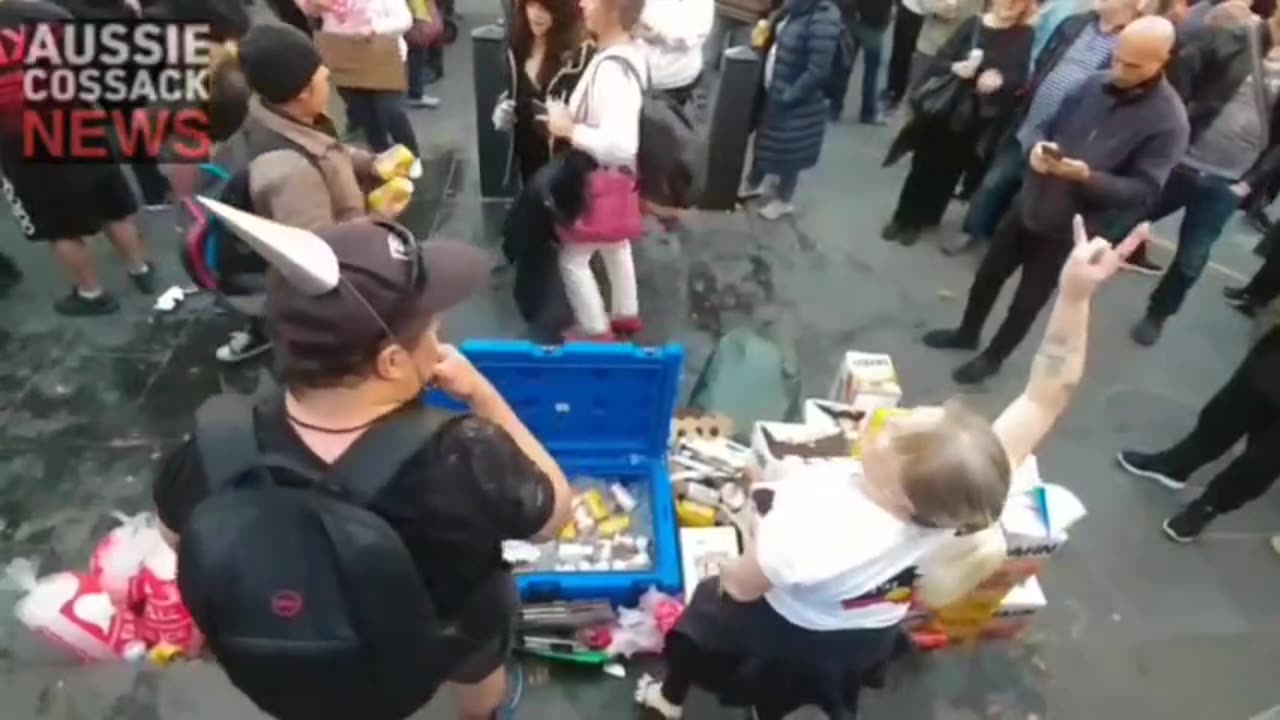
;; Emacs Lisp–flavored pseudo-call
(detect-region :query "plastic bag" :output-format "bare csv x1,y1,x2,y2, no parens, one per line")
91,512,165,603
9,563,143,662
606,588,684,657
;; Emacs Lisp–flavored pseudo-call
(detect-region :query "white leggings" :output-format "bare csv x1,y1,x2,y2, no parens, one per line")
558,240,639,335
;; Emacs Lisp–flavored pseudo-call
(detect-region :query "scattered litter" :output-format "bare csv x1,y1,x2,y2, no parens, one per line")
153,286,186,313
937,288,955,301
1111,613,1121,622
602,662,626,679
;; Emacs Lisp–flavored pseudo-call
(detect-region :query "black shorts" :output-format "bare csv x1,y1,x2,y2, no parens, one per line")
0,160,138,241
448,572,518,685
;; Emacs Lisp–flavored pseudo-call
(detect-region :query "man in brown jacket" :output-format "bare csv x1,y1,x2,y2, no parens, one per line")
214,23,406,363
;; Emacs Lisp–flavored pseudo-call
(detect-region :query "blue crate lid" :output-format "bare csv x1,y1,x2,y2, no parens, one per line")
424,341,684,460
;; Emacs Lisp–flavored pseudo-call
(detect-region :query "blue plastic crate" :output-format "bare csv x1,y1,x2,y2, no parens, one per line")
424,341,684,606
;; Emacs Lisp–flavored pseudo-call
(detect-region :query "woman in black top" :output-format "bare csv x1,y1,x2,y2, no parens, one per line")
494,0,594,184
881,0,1034,247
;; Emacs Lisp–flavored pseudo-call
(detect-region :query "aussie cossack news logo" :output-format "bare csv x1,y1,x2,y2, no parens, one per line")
1,20,214,163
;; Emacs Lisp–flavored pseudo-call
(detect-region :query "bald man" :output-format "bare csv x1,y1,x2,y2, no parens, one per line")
1126,10,1280,347
924,15,1189,385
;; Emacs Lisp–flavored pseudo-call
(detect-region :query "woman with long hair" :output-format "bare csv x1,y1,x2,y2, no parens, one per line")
881,0,1034,247
635,222,1148,720
494,0,594,183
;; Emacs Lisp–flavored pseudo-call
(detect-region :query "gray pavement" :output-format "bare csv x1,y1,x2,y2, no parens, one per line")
2,3,1280,718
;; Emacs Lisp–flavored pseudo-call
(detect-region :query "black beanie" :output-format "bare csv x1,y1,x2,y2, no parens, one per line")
238,24,324,105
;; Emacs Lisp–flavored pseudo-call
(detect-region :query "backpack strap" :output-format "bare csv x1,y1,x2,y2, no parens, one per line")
194,394,266,492
325,405,459,506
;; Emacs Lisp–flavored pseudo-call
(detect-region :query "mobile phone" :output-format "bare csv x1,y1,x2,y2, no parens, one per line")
1041,144,1064,162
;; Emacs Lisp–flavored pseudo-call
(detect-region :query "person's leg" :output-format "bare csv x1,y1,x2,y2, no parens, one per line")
598,240,641,334
558,243,611,337
338,86,369,139
888,136,960,243
1134,174,1239,346
50,238,120,315
1181,419,1280,540
132,159,171,207
923,212,1026,349
887,2,923,106
759,170,798,219
959,138,1027,244
829,14,859,122
1230,224,1280,311
374,91,421,154
407,45,442,108
857,23,886,123
428,43,445,81
98,164,155,293
967,233,1072,381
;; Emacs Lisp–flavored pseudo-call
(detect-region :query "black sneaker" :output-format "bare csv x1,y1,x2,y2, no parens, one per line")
898,225,922,246
0,252,21,297
1130,315,1166,346
881,221,904,242
953,354,1001,385
1115,450,1188,490
922,328,979,351
54,289,119,316
1245,207,1272,234
1162,503,1217,543
128,263,157,295
1223,285,1262,316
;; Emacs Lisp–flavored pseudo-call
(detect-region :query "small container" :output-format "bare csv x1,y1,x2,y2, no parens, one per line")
609,483,638,513
583,489,610,521
558,543,593,562
367,177,414,215
598,515,632,538
677,499,717,528
573,503,597,533
681,481,720,507
374,144,417,180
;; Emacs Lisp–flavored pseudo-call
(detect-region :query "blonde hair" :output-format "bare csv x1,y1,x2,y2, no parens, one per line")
888,400,1012,608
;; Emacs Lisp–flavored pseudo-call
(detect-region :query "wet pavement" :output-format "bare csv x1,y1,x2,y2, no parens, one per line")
3,3,1280,718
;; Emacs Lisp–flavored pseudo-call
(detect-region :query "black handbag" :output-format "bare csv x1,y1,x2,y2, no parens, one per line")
908,19,981,135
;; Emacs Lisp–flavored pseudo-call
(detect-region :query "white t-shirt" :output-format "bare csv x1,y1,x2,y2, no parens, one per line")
567,42,647,168
755,468,951,631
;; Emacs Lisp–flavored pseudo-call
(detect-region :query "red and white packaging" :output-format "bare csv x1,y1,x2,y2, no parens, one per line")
12,567,142,662
90,512,166,604
128,542,203,655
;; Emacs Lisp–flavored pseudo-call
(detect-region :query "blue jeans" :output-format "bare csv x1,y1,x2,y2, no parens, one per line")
407,44,443,98
962,136,1027,241
1147,166,1241,318
337,87,419,154
831,21,886,121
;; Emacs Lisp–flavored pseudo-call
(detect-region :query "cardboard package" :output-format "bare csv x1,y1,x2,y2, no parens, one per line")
679,527,742,602
914,576,1047,640
750,421,857,479
802,399,862,447
828,351,902,415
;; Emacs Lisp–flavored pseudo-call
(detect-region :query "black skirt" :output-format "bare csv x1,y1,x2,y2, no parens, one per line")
666,578,911,719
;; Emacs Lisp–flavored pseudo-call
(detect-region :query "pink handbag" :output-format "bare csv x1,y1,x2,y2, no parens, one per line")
556,168,645,245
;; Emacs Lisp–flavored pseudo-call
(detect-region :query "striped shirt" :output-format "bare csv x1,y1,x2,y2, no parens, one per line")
1017,20,1118,149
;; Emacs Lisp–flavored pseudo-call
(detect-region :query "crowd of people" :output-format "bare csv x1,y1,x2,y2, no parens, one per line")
0,0,1279,716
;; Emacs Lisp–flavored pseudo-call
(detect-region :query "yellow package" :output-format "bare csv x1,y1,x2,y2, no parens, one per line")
558,522,578,541
583,489,610,521
853,407,912,457
374,144,417,180
677,499,717,528
598,515,631,538
368,177,414,215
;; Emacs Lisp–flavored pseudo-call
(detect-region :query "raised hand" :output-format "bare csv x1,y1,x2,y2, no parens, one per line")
1059,215,1149,301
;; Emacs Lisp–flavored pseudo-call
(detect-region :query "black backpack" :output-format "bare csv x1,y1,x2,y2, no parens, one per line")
177,394,490,720
178,137,321,296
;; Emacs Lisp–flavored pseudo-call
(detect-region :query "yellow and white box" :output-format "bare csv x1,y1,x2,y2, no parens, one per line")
829,351,903,415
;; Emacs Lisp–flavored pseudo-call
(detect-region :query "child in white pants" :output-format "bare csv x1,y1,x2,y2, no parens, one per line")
558,240,640,338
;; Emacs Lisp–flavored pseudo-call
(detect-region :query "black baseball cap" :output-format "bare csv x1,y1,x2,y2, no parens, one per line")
264,220,491,354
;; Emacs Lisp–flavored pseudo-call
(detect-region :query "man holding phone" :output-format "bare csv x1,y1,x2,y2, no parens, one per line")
923,16,1189,385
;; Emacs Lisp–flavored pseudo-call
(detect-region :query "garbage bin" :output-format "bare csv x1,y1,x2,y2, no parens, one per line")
699,45,761,212
473,23,517,199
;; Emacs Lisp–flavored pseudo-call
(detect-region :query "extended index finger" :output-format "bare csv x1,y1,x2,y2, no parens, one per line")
1072,214,1087,247
1114,222,1150,260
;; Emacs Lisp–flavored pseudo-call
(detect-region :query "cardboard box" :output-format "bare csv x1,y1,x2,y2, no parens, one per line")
828,351,902,415
679,527,742,602
750,421,857,479
980,576,1046,639
913,576,1046,640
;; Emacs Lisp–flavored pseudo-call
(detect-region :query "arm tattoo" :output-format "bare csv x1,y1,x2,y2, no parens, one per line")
1036,335,1075,379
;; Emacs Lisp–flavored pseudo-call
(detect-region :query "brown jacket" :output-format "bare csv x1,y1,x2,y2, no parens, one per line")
235,97,379,230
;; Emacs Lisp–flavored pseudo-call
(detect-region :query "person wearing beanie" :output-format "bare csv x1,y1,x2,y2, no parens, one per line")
299,0,420,153
204,22,404,366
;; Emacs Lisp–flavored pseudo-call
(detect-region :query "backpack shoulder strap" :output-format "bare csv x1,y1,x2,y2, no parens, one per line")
325,405,460,506
194,394,263,492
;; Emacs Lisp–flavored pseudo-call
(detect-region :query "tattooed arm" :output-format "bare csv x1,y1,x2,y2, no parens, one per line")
992,217,1148,469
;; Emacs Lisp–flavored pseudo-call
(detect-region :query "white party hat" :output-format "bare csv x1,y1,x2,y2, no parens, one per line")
196,196,340,295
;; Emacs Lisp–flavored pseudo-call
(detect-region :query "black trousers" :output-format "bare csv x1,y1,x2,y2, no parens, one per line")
892,126,975,229
886,0,923,104
959,210,1073,362
1245,225,1280,304
1164,330,1280,514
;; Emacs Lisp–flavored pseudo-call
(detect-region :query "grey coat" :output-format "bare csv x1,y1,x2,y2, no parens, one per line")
754,0,842,174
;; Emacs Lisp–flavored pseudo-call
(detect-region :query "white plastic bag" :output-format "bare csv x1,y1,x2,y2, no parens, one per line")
90,512,165,603
9,562,143,662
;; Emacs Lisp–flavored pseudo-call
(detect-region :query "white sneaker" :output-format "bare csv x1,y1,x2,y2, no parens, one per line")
406,94,441,109
215,330,272,364
758,199,795,221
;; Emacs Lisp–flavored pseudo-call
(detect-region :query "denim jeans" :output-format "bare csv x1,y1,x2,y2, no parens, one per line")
407,44,443,97
831,22,886,121
1147,166,1241,318
337,87,419,154
962,135,1027,241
